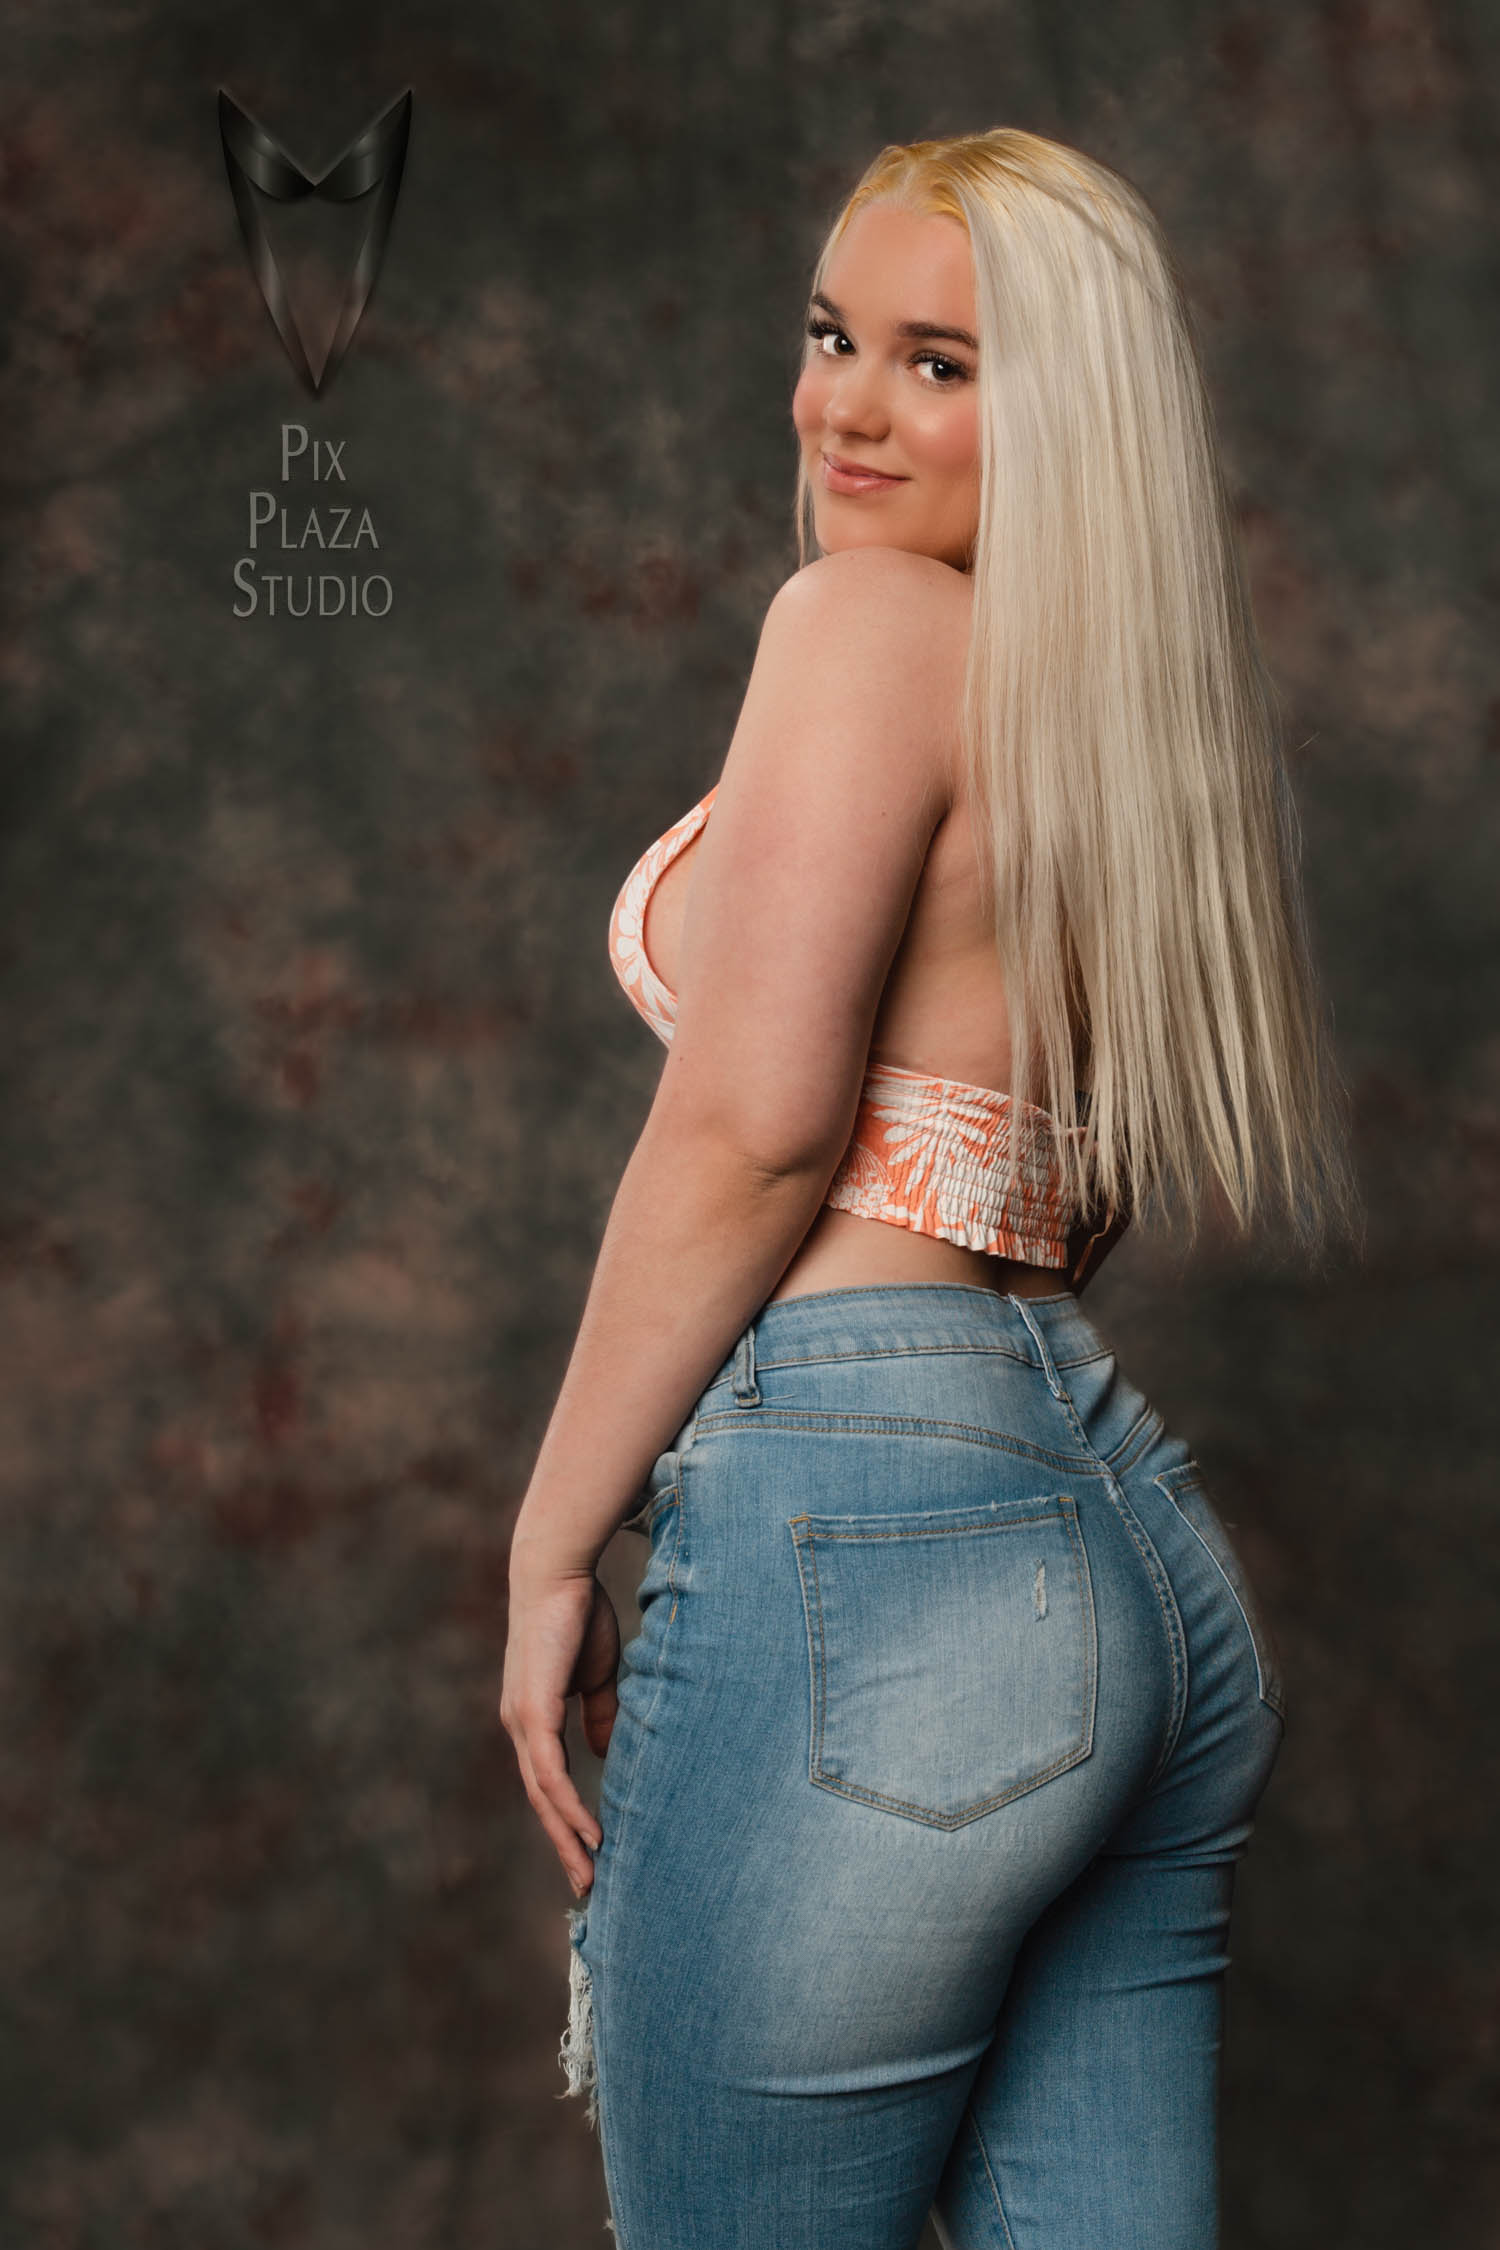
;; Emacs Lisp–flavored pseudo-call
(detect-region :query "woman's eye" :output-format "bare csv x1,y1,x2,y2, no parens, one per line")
915,351,967,387
804,319,969,386
805,318,848,357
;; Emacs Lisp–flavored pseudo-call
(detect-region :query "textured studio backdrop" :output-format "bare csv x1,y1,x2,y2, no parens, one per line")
0,4,1497,2246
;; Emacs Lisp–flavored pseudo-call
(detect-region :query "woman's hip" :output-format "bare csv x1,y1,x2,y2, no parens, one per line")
568,1285,1286,2236
607,1285,1283,1850
605,1291,1177,1858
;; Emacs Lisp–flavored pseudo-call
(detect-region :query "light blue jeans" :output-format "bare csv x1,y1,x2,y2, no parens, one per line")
562,1284,1286,2249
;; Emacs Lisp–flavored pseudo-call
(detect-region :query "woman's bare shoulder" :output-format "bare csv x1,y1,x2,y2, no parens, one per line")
769,545,973,630
751,550,970,778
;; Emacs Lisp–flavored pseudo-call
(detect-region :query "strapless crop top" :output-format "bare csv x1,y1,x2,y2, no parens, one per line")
607,783,1118,1274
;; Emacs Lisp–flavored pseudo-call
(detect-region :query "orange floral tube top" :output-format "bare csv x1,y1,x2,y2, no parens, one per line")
607,784,1122,1277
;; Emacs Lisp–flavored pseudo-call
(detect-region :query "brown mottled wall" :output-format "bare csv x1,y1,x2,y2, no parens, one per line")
1,3,1496,2244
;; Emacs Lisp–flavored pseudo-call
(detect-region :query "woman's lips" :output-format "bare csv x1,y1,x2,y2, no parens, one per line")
820,453,907,496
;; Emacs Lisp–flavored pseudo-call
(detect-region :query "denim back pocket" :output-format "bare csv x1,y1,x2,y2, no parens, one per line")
787,1493,1097,1829
1152,1462,1287,1721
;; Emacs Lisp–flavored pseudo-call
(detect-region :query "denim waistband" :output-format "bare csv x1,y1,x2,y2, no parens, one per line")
709,1282,1109,1387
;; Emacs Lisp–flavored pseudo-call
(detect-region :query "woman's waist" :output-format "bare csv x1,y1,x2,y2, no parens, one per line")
766,1204,1070,1309
701,1275,1104,1393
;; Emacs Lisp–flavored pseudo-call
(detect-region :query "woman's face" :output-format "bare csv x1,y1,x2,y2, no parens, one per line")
792,201,981,574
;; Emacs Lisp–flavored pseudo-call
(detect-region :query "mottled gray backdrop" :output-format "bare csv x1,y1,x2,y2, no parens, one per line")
1,2,1497,2245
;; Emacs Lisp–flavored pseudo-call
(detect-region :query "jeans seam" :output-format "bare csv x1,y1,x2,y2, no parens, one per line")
794,1517,828,1781
1104,1401,1166,1476
793,1510,1072,1542
694,1409,1094,1473
965,2100,1018,2250
1153,1473,1287,1720
1040,1371,1190,1789
588,1473,687,2248
589,1971,629,2247
738,1340,1110,1375
630,1403,699,1539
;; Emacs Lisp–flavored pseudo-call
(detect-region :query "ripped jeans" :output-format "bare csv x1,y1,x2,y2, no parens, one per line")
561,1284,1286,2250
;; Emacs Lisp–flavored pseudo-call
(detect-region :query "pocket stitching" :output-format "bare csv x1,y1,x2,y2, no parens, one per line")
789,1497,1098,1830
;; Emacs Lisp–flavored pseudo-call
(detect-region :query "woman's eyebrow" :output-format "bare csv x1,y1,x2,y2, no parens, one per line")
809,289,978,353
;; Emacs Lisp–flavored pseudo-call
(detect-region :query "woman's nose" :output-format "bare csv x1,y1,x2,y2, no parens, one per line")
824,364,889,439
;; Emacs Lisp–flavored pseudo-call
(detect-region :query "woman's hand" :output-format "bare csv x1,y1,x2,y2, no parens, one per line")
499,1560,620,1895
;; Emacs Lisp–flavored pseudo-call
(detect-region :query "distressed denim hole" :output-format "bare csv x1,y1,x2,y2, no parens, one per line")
558,1905,599,2132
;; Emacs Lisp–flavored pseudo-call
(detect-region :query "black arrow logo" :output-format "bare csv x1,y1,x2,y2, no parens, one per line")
219,88,412,395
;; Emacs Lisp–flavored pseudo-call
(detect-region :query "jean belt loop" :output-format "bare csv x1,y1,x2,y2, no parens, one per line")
732,1320,762,1408
1011,1295,1066,1403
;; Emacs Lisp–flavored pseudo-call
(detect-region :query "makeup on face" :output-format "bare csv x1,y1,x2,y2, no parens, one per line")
819,451,908,496
791,204,980,569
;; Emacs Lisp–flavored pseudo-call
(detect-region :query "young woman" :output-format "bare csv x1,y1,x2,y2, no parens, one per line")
500,128,1361,2250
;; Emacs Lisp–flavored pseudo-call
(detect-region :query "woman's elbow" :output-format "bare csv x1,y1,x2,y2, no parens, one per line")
649,1065,853,1186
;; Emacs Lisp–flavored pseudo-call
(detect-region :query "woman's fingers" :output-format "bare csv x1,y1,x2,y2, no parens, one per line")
514,1734,597,1892
529,1717,604,1851
500,1568,619,1890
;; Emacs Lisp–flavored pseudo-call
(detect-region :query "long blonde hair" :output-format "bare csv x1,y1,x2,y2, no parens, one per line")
795,129,1363,1263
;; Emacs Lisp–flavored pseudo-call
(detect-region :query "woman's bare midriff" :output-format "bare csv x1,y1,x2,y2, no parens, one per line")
765,1203,1072,1304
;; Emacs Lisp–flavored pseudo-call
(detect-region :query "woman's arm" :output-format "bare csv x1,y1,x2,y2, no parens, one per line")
500,1123,837,1894
509,1116,838,1585
501,545,969,1891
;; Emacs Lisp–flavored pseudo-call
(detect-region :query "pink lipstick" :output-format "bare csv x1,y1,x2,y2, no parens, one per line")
821,453,906,496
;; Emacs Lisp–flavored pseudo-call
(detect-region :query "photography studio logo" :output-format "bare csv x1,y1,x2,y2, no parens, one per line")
218,86,412,395
220,90,411,618
231,422,393,620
